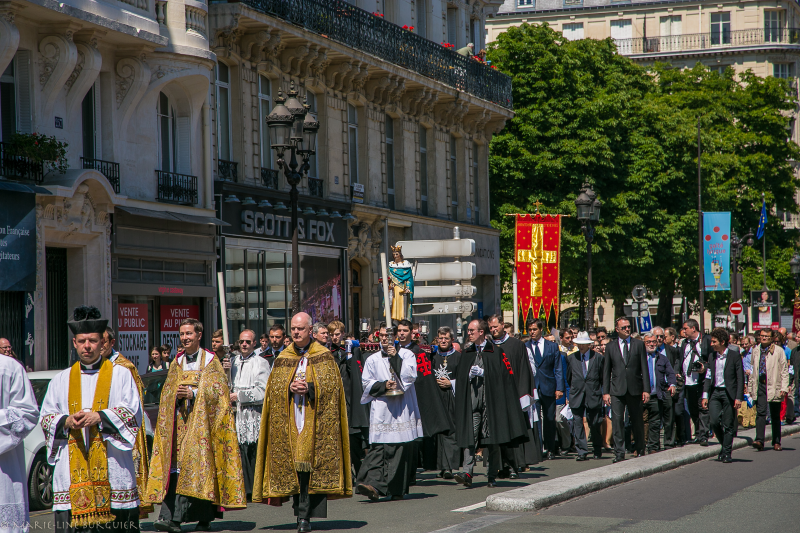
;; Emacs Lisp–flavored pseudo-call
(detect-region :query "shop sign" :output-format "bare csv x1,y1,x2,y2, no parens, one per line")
117,304,149,374
160,305,200,355
352,183,365,204
751,290,781,331
0,191,36,291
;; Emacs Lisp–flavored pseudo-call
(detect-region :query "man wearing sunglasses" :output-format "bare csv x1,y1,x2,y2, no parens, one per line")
679,319,712,445
603,316,650,462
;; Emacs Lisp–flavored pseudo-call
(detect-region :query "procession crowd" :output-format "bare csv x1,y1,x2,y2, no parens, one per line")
0,306,794,533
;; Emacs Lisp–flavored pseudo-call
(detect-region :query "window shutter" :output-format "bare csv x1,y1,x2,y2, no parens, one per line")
94,80,102,158
176,116,191,175
15,51,31,134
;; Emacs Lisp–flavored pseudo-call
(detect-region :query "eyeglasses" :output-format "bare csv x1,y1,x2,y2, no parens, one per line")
0,345,10,351
619,325,631,330
656,334,665,339
239,340,254,344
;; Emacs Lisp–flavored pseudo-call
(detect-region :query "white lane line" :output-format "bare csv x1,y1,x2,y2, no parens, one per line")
431,514,519,532
451,501,487,512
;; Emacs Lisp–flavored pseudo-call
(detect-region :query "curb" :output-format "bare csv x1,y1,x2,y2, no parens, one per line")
485,423,800,512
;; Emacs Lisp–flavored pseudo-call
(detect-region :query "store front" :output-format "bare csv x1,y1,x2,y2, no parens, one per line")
111,207,221,373
216,181,351,338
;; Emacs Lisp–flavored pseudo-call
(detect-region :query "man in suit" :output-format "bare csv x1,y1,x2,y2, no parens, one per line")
653,327,684,446
524,318,564,460
603,316,650,462
566,332,605,460
680,319,712,445
701,328,744,463
643,333,677,453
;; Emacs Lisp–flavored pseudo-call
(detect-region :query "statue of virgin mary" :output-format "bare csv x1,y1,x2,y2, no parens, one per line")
389,245,414,321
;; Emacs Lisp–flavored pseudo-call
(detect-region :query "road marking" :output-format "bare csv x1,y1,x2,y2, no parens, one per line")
431,514,518,532
451,501,487,512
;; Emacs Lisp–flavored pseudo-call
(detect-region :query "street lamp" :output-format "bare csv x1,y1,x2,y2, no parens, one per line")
266,82,319,316
575,183,601,331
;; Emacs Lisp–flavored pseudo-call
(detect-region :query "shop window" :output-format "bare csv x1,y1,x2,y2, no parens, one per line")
386,115,395,210
117,257,207,284
225,249,289,335
0,52,32,142
420,127,428,216
216,63,232,162
258,75,272,171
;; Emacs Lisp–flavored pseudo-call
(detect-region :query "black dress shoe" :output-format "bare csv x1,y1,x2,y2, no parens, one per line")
593,453,603,460
699,440,709,447
576,455,589,461
356,483,380,501
154,520,182,533
195,522,211,532
753,440,764,451
717,452,723,461
545,452,554,460
613,456,625,464
487,478,497,488
298,518,312,533
391,495,404,500
497,468,510,479
723,455,733,464
454,472,473,488
508,469,519,479
442,470,454,480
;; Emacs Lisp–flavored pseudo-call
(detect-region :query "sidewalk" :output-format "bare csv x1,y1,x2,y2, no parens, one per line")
486,423,800,512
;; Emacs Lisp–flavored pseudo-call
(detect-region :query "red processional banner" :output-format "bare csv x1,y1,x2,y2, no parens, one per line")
793,294,800,334
515,214,562,324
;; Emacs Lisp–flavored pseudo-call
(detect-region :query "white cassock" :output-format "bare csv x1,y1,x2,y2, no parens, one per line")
360,347,422,444
0,357,40,533
230,352,271,444
39,363,142,512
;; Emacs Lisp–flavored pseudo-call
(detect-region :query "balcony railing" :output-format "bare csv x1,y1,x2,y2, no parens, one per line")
260,167,279,189
218,159,238,182
81,157,121,193
235,0,513,109
308,177,323,198
615,28,800,55
0,142,44,183
156,170,198,205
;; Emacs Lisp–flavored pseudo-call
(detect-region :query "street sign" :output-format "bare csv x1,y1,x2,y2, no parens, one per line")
638,312,653,333
414,262,476,281
414,285,477,298
632,285,648,301
412,301,477,315
729,302,743,316
395,239,475,259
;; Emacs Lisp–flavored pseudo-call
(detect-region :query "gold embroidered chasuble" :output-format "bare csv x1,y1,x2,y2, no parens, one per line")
143,349,246,509
111,352,154,517
252,341,352,502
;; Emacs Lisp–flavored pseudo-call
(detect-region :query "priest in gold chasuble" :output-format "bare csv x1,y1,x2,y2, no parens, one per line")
253,312,352,533
145,319,246,533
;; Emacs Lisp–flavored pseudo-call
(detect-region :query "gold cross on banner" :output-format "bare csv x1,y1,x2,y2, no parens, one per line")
531,200,544,213
517,224,557,297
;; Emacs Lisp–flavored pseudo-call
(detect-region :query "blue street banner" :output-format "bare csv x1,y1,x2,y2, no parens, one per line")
0,191,36,291
703,212,731,291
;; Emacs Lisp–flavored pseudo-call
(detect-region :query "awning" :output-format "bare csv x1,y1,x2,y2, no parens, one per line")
115,206,230,226
0,180,52,194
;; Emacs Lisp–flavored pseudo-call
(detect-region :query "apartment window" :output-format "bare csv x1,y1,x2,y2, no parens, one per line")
306,91,318,178
562,23,584,40
710,13,731,46
765,11,784,43
258,75,272,170
774,63,793,79
420,127,428,216
0,52,31,141
710,65,730,75
81,84,96,160
386,115,395,210
472,142,480,225
449,135,458,220
348,104,359,184
660,16,682,51
157,92,176,172
518,0,533,6
611,20,632,54
416,0,427,38
216,63,232,161
470,19,480,49
447,7,458,47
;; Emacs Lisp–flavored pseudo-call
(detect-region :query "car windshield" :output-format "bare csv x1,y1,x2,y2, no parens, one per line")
30,379,52,408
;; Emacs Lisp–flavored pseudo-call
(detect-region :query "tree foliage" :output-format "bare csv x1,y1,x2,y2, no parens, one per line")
487,23,800,324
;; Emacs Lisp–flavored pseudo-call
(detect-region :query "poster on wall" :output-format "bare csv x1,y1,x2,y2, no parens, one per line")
302,274,342,324
0,191,36,291
117,304,149,374
160,305,200,356
751,290,781,331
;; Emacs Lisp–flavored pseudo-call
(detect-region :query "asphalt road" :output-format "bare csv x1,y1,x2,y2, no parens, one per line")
29,434,800,532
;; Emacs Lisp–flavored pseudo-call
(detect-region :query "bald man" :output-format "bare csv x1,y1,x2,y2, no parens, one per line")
0,338,13,358
252,313,351,533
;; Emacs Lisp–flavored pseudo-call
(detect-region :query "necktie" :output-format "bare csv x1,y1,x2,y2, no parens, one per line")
583,354,588,378
534,342,542,361
622,339,629,364
649,354,656,393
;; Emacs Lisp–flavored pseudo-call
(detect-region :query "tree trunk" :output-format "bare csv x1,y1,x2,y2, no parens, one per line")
656,282,675,328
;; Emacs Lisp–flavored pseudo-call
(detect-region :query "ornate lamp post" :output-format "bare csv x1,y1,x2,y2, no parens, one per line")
575,183,601,331
265,82,319,316
730,229,754,333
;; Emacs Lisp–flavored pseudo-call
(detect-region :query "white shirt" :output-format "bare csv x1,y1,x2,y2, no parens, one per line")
618,337,630,356
683,337,702,386
293,356,309,434
714,349,728,388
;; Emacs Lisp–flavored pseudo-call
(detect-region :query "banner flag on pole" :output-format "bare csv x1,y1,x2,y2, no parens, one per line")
702,212,731,292
514,214,562,324
756,199,767,240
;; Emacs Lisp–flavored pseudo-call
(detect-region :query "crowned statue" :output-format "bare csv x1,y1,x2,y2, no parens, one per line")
389,245,414,321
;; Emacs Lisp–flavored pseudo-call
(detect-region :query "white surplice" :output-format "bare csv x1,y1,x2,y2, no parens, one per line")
0,357,40,533
360,347,422,444
230,351,271,444
39,362,142,511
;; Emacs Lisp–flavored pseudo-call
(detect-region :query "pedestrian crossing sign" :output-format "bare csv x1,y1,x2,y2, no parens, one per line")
638,313,653,333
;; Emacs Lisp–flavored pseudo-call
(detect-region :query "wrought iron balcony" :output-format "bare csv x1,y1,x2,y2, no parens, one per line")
218,159,238,182
308,177,323,198
156,170,198,205
614,28,800,56
0,142,44,183
81,157,120,193
234,0,513,110
260,167,279,189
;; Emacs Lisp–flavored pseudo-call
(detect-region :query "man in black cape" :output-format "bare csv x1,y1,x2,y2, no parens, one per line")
397,319,454,472
430,326,462,479
488,315,540,475
327,321,371,476
453,319,528,488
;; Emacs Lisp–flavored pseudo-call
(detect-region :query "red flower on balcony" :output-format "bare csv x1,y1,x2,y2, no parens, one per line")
441,42,455,48
401,25,415,31
372,11,384,17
